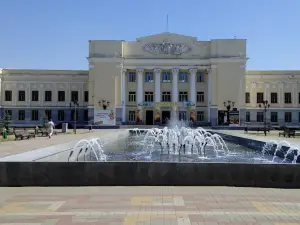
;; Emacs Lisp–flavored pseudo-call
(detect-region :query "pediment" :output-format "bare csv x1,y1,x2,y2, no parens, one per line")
136,32,197,43
136,32,198,56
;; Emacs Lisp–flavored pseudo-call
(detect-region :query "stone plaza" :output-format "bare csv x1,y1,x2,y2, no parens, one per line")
0,186,300,224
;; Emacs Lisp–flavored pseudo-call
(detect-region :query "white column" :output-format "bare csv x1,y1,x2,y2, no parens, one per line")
172,68,179,102
154,68,161,102
293,82,297,107
136,68,144,123
188,68,197,103
121,69,126,123
171,68,179,120
207,68,212,123
136,68,144,104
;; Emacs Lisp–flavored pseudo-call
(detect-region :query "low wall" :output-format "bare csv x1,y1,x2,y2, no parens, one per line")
0,162,300,188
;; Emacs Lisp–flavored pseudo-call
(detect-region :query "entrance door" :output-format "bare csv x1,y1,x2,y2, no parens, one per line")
179,111,187,121
162,111,171,125
145,110,153,125
218,110,225,125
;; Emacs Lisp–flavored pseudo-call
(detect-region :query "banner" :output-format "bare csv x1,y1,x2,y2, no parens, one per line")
229,111,240,124
94,109,116,126
138,102,154,108
154,102,177,109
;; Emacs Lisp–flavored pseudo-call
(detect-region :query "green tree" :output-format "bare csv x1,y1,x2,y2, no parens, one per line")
3,113,12,130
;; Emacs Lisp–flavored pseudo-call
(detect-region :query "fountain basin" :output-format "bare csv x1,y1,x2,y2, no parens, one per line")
0,161,300,188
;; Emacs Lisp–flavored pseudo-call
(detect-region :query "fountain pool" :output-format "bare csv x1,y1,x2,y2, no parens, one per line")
69,126,300,164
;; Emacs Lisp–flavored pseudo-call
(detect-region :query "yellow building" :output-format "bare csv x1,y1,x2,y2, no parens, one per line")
0,32,299,126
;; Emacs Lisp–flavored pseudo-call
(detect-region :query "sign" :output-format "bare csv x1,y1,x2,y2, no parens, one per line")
229,111,239,124
94,109,116,126
138,102,154,108
154,102,177,109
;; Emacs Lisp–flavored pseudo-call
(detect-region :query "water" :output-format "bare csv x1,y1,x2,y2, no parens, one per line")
70,126,300,164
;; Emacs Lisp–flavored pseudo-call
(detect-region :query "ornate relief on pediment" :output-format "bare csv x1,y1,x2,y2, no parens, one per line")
143,40,191,55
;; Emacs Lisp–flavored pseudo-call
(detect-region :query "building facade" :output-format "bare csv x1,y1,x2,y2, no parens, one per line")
0,32,299,126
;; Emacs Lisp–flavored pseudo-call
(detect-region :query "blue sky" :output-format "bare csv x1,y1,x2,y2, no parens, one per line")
1,0,299,70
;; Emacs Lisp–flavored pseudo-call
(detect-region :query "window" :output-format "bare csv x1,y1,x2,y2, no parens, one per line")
4,109,12,117
197,92,204,102
128,111,136,122
18,110,25,120
144,92,153,102
271,112,278,122
71,91,78,102
71,110,78,121
84,91,89,102
84,110,89,121
45,91,52,102
162,92,171,102
197,111,204,121
18,90,25,101
128,72,136,82
31,110,39,121
161,71,171,82
284,92,292,104
179,111,187,120
58,91,65,102
271,92,277,104
45,110,52,120
196,72,204,83
58,110,65,121
144,72,154,82
246,111,250,122
256,112,264,122
256,92,264,103
179,92,188,102
5,91,12,101
179,71,188,83
32,91,39,101
285,112,292,123
245,92,250,103
128,92,136,102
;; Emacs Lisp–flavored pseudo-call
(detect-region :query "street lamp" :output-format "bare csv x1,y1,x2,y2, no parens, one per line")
70,100,79,134
223,101,235,125
259,100,270,136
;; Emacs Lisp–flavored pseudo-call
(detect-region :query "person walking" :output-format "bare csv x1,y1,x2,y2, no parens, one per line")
47,119,55,138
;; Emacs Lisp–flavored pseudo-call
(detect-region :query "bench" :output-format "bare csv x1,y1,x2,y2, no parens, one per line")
279,128,297,138
14,130,35,140
244,127,271,134
37,128,57,137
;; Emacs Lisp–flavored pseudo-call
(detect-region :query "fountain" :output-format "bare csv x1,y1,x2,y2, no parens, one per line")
70,125,300,164
1,123,300,187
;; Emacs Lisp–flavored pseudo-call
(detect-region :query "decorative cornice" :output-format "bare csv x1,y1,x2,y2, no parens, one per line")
143,41,191,55
136,68,144,74
171,68,180,74
188,68,198,75
153,68,161,74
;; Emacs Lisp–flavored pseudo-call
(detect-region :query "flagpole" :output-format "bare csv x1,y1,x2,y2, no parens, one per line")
166,14,169,32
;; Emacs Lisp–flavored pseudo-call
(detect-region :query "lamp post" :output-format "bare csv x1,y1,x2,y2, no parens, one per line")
223,101,235,125
70,100,79,134
259,100,270,136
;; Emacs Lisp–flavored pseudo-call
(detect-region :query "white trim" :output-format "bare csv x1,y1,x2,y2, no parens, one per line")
245,107,300,110
89,57,247,65
87,57,122,63
121,65,211,70
2,81,86,84
246,74,300,79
